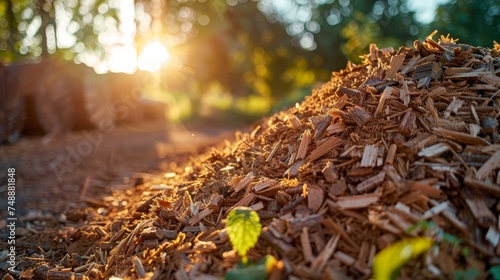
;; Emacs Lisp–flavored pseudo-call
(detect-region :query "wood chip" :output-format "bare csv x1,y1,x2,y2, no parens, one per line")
322,161,338,183
385,143,398,165
307,184,325,213
464,176,500,198
466,197,497,228
232,172,254,193
476,150,500,180
300,227,314,263
336,193,381,210
326,122,346,134
385,54,406,80
375,86,392,118
443,97,464,119
313,114,332,141
360,144,378,167
189,208,214,225
412,62,442,80
348,107,372,126
356,172,385,193
398,110,417,136
307,137,345,162
266,140,282,162
434,127,491,146
297,130,312,160
418,143,450,158
310,234,340,271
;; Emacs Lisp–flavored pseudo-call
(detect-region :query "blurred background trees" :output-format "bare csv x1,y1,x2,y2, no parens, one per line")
430,0,500,47
0,0,120,62
1,0,500,124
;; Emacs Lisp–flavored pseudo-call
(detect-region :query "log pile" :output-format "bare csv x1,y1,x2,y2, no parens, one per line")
4,60,94,137
1,60,167,144
0,63,25,144
12,34,500,279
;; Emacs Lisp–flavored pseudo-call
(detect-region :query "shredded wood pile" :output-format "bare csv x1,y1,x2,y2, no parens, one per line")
9,34,500,279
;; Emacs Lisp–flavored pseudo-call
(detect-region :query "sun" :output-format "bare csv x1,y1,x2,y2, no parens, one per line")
137,41,171,72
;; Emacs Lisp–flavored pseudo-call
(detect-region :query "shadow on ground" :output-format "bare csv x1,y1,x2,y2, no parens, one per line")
0,121,235,217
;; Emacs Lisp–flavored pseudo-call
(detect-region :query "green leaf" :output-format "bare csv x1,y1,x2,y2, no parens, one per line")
226,207,262,264
373,237,433,280
225,255,277,280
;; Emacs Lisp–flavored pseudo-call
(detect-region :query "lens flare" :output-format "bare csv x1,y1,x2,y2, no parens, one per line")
138,41,171,72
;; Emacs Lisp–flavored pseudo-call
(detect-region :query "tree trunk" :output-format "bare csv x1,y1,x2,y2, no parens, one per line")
5,0,18,57
38,0,50,58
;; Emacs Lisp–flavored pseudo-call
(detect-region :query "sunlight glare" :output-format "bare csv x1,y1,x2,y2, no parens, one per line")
107,45,137,73
138,41,171,72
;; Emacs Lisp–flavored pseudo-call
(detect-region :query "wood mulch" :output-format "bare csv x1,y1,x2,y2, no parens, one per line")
2,34,500,279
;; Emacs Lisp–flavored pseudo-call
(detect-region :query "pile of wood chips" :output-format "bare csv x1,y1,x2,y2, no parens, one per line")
11,34,500,279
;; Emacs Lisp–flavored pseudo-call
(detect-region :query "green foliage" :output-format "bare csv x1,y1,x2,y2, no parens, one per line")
430,0,500,47
226,207,262,264
3,0,497,122
224,208,276,280
261,0,420,68
490,266,500,280
373,237,433,280
225,255,277,280
150,0,424,119
0,0,119,62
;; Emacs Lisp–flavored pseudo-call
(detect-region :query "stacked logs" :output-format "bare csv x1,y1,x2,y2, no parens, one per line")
0,60,167,144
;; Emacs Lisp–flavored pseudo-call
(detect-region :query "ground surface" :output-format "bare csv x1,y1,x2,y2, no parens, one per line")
0,121,234,219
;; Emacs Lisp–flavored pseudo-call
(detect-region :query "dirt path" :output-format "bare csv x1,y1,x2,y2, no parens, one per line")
0,122,234,217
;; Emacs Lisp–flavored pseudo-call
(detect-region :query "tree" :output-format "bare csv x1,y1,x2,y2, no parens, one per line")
430,0,500,47
134,0,319,115
0,0,119,62
259,0,420,70
2,0,497,128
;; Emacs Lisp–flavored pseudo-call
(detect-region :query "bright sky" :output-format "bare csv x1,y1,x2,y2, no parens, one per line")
265,0,449,24
407,0,450,24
